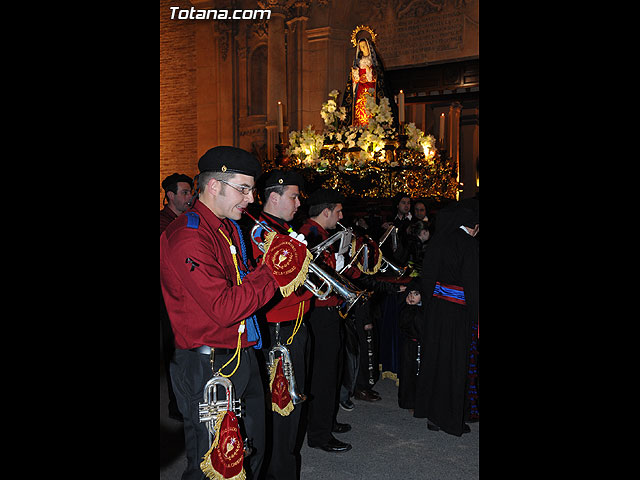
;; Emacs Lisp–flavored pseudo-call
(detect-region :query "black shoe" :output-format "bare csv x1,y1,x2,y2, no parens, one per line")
463,423,471,433
365,389,381,400
340,399,355,411
332,422,351,433
354,389,381,402
310,437,352,453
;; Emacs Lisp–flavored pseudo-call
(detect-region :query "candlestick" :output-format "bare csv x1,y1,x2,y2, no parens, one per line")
439,112,445,143
398,90,405,124
277,101,283,133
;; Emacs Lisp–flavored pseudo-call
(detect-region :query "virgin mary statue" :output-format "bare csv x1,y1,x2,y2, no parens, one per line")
340,26,399,130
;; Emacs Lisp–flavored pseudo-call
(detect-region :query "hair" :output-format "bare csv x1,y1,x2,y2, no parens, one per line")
408,220,427,237
309,202,338,218
263,184,286,203
195,171,235,197
392,192,411,209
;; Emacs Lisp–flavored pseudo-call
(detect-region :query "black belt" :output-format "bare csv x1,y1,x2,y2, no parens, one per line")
189,345,248,355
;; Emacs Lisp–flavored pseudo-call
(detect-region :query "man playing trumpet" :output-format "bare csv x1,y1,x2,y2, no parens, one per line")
298,188,358,453
249,170,314,480
160,148,311,480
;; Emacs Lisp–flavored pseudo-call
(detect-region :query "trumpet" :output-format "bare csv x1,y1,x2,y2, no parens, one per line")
243,209,370,317
198,374,242,447
337,222,407,279
267,342,307,404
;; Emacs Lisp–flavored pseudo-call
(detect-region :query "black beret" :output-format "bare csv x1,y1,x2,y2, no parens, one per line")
162,173,193,191
305,188,344,207
263,170,305,189
198,146,262,179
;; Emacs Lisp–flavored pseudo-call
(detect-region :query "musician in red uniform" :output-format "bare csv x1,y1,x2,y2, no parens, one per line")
160,172,193,421
247,170,313,480
160,147,308,480
298,188,359,453
160,173,194,234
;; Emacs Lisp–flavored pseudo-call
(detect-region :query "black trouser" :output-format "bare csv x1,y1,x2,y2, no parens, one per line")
171,347,266,480
305,306,341,447
261,321,308,480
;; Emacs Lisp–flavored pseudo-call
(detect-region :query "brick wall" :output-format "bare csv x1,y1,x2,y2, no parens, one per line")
160,0,198,210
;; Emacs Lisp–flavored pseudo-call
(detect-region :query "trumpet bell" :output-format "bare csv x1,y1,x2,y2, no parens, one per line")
379,258,407,278
268,344,307,405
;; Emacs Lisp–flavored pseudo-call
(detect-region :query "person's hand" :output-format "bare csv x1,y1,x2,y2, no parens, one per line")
288,230,307,246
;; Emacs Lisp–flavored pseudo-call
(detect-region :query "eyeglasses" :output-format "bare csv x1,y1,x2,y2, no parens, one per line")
219,179,257,196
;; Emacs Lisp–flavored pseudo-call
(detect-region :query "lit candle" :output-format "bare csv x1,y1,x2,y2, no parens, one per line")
277,101,283,133
398,90,405,124
439,113,445,143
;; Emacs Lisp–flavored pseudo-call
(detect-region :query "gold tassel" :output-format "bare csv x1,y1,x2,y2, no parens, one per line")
269,357,294,417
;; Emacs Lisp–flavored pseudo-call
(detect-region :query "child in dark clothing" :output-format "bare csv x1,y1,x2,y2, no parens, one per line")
397,281,424,410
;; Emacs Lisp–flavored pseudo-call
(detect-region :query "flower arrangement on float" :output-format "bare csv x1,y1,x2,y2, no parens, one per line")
286,90,437,170
283,90,456,199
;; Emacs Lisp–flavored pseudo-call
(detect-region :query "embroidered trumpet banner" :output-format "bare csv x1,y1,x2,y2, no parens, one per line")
200,411,245,480
261,232,312,297
269,356,294,416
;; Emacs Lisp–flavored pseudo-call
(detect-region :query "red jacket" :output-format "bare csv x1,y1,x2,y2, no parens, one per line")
160,201,279,349
250,212,314,323
159,205,177,235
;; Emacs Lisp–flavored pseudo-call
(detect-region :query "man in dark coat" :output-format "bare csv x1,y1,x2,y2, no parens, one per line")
413,198,479,436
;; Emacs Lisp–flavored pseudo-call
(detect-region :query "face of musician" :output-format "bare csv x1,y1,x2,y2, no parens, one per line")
266,185,301,222
206,173,256,221
326,203,343,230
168,181,194,215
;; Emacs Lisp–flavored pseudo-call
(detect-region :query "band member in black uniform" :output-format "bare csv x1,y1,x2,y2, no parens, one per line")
249,170,314,480
299,189,355,453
